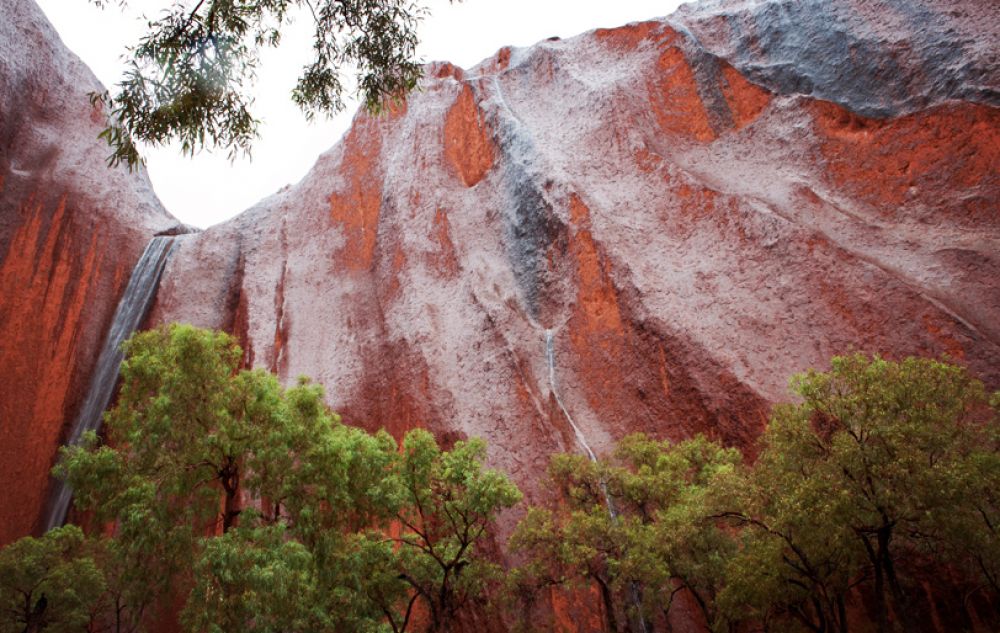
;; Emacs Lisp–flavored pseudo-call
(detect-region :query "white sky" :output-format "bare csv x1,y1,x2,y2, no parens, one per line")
35,0,683,228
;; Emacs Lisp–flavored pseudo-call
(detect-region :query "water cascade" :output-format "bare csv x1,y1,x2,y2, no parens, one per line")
545,328,599,463
43,236,177,532
544,329,649,633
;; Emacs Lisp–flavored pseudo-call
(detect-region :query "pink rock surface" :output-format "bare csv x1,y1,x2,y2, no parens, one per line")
0,0,177,545
1,3,998,628
150,1,1000,513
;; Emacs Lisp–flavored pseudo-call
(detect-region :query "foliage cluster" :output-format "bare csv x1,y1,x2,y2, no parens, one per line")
509,355,999,633
510,435,738,632
24,324,519,633
1,324,997,633
87,0,456,168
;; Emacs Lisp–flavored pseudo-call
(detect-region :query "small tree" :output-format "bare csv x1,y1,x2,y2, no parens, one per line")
186,429,522,633
58,324,400,631
511,434,739,633
718,355,999,633
0,526,105,633
388,429,523,632
60,325,285,547
716,427,863,633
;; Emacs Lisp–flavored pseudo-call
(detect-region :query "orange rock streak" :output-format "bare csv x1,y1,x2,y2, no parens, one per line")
328,118,386,272
444,84,496,187
719,63,772,129
813,101,1000,219
0,195,114,545
648,40,717,143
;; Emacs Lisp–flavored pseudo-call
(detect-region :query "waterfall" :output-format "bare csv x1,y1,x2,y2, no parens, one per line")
545,329,600,463
43,236,176,532
544,328,649,633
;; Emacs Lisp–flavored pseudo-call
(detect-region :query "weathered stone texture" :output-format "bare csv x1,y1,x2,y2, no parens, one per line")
0,0,176,545
151,0,1000,515
2,11,998,628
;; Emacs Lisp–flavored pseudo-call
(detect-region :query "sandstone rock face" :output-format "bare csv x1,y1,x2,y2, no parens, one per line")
1,1,998,614
0,0,995,628
0,0,177,545
151,0,1000,526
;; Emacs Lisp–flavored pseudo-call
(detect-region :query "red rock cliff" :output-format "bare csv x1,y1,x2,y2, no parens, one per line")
0,0,178,545
149,0,1000,513
1,1,998,604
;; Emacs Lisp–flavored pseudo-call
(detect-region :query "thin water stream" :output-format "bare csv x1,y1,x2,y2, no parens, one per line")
544,328,649,633
545,329,599,463
43,236,176,532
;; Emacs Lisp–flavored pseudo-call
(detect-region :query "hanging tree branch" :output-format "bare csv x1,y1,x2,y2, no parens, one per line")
86,0,458,170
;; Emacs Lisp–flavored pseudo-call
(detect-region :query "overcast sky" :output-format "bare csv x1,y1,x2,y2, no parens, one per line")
35,0,683,228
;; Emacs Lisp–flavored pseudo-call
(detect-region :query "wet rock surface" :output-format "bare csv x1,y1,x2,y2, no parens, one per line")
0,0,175,545
152,0,999,505
1,1,998,628
674,0,1000,117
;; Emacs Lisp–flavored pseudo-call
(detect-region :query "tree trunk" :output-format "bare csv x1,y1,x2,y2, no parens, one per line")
789,603,823,633
880,532,915,632
836,594,849,633
812,596,828,633
860,532,888,633
221,462,240,533
596,576,621,633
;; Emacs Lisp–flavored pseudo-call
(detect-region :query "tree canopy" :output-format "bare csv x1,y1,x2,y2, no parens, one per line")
51,323,519,633
719,354,999,633
3,335,998,633
511,355,1000,633
0,526,104,633
87,0,456,168
510,434,740,632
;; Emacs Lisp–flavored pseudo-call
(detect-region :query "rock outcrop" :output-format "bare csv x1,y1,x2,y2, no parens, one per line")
0,0,178,545
150,0,1000,513
1,3,998,612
